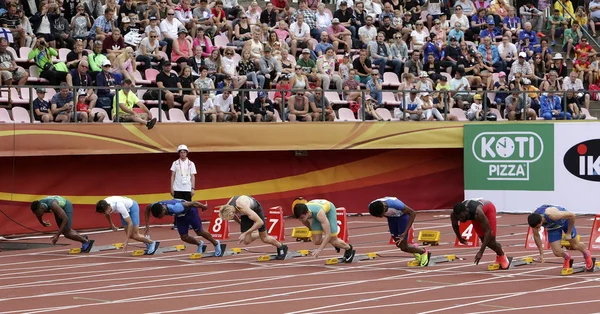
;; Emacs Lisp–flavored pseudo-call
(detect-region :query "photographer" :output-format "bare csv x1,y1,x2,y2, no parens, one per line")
28,36,68,85
30,1,58,48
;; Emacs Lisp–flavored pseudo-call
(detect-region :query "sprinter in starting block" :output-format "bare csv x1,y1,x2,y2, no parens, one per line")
528,205,594,271
96,196,159,255
452,199,510,269
292,198,355,263
145,199,223,257
30,196,95,253
368,197,429,266
219,195,288,260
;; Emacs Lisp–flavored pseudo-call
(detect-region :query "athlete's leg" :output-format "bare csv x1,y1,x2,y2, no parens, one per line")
258,231,282,248
328,235,351,250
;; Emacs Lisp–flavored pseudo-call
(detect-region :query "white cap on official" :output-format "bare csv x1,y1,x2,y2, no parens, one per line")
177,144,189,153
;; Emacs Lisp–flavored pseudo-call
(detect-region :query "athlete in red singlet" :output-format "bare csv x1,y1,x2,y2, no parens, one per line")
451,199,510,269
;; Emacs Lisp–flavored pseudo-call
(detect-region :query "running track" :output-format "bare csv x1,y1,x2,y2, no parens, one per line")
1,212,599,314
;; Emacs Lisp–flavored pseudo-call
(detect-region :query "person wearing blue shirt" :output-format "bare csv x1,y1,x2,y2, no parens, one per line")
369,197,429,266
479,18,500,40
540,88,572,120
528,205,594,270
477,36,505,73
145,199,223,256
518,22,538,47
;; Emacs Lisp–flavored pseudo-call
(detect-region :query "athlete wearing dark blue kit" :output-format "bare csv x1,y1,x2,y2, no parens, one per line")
528,205,593,270
369,197,429,266
145,199,222,256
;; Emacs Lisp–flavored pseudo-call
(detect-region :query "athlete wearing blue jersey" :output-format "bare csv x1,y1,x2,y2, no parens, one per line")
369,197,429,266
145,199,222,256
528,205,593,270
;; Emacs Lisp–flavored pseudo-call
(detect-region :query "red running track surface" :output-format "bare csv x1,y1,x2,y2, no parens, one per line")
1,212,599,314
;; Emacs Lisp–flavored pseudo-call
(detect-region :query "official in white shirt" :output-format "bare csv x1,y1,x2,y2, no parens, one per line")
96,196,160,254
171,144,197,226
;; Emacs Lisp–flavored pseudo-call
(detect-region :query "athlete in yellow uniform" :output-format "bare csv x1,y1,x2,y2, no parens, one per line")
292,198,355,262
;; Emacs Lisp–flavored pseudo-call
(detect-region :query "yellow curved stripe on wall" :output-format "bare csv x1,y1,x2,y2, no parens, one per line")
121,124,170,152
1,150,445,204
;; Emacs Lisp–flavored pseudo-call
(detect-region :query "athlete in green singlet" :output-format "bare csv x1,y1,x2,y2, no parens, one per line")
30,196,95,252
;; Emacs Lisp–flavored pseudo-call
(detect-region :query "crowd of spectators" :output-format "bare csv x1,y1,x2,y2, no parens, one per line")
0,0,597,123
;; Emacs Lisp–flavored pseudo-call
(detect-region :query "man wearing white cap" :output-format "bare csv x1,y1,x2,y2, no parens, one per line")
170,144,197,228
508,52,534,82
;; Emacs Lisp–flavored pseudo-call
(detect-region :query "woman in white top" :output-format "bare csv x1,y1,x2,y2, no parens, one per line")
411,22,430,52
450,5,470,32
289,65,310,91
454,0,476,17
112,47,137,85
497,34,517,68
316,4,332,31
245,1,261,26
136,30,163,75
221,47,247,88
243,28,263,62
96,196,160,254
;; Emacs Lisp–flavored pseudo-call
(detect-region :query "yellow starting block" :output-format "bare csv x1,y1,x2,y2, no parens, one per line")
561,258,600,276
325,252,377,265
407,253,455,267
189,246,242,259
257,249,310,261
69,242,123,254
132,244,185,256
488,256,533,271
560,234,581,249
417,230,441,246
292,227,312,242
69,248,81,254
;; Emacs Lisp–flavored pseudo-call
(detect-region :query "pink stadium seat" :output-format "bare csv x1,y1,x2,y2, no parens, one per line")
57,48,70,63
375,108,396,121
7,46,27,63
11,107,31,123
29,65,49,83
325,91,348,105
0,108,13,123
450,108,468,121
150,107,169,122
168,108,190,122
133,71,151,85
9,88,28,105
145,69,159,84
582,108,597,120
273,109,283,122
19,47,32,63
382,72,400,87
214,35,230,49
91,108,111,123
382,92,400,105
336,108,358,121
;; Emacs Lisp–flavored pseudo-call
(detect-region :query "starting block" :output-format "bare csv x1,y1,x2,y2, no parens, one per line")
407,253,455,267
488,256,533,271
560,234,581,249
325,252,377,265
257,249,310,261
418,230,441,246
68,240,96,254
132,243,185,256
292,227,312,242
561,258,600,276
189,244,242,259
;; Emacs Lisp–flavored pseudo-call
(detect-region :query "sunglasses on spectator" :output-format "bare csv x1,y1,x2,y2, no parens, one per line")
151,35,158,38
168,13,174,15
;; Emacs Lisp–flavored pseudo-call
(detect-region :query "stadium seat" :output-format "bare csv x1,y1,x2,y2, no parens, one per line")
145,69,159,84
325,91,348,106
133,71,151,85
450,108,468,121
375,108,396,121
11,107,31,123
9,88,28,105
19,47,32,63
29,65,49,83
150,107,169,122
57,48,70,63
273,109,283,122
382,92,400,105
168,108,190,122
249,91,258,103
337,108,359,121
43,88,56,102
7,46,27,63
91,108,111,123
582,108,597,120
382,72,400,87
188,108,196,121
0,108,13,123
214,35,230,49
490,108,504,121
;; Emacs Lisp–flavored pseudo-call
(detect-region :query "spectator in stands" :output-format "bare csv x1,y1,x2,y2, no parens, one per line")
334,1,355,39
508,52,533,82
142,0,160,26
478,35,505,73
1,3,24,48
343,69,362,103
66,59,97,111
366,70,383,104
353,47,372,84
18,8,36,48
31,1,58,48
296,48,321,87
448,23,465,45
260,2,277,27
175,0,197,38
102,28,125,56
370,32,402,78
232,13,252,47
315,3,332,33
53,9,72,49
540,87,570,120
112,78,156,128
221,48,246,88
400,12,415,41
291,0,319,40
204,48,222,83
214,89,238,122
192,28,213,58
309,88,335,121
51,83,75,123
410,20,429,52
450,6,469,32
33,87,53,123
193,0,215,36
171,27,192,68
554,0,574,23
502,7,521,37
95,59,117,115
404,50,423,77
562,71,590,110
85,0,104,20
590,0,600,38
289,13,312,59
157,61,192,112
71,5,91,44
76,90,105,123
191,92,216,122
29,35,68,85
253,92,276,122
479,16,499,40
519,2,543,36
316,47,342,91
565,89,586,119
0,38,28,96
119,0,136,25
243,27,263,61
315,31,333,57
88,7,115,43
237,49,264,89
548,53,567,79
194,66,216,99
547,9,567,47
136,30,163,75
287,91,312,122
540,70,562,91
450,69,472,107
328,18,352,54
390,34,408,65
160,8,182,57
259,46,282,89
470,8,487,41
519,22,539,50
211,0,233,40
505,89,536,120
358,15,376,46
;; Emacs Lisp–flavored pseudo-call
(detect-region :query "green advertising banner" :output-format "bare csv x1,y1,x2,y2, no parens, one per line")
464,124,554,191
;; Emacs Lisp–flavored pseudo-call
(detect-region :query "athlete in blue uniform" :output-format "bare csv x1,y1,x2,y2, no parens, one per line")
292,198,355,262
528,205,594,270
145,199,222,256
219,195,288,260
369,197,429,266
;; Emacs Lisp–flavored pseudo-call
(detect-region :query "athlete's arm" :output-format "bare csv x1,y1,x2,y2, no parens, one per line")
51,201,69,244
546,207,576,237
238,196,264,234
401,205,417,238
450,214,463,241
183,201,207,210
474,207,492,264
315,210,332,254
532,225,545,261
104,213,117,231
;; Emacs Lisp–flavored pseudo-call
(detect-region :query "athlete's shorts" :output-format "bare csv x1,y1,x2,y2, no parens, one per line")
472,202,497,238
240,202,267,233
310,202,339,237
54,200,73,231
547,224,577,243
120,201,140,227
175,207,203,235
387,215,409,240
